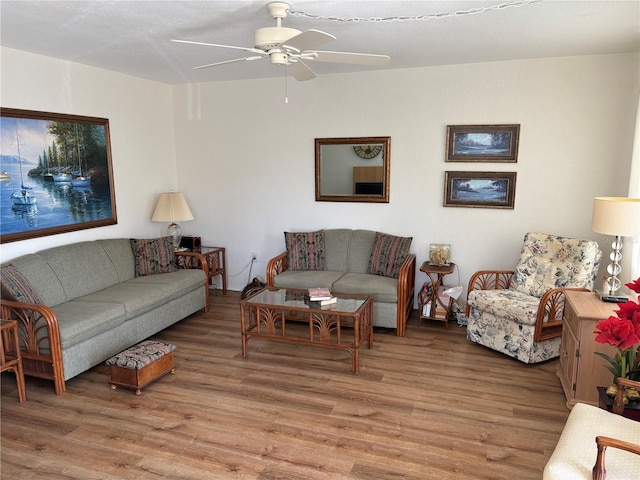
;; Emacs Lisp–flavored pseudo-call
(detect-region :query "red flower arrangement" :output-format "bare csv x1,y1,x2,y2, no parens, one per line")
593,277,640,380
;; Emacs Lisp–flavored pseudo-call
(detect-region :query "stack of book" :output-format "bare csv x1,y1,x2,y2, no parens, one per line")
306,287,337,307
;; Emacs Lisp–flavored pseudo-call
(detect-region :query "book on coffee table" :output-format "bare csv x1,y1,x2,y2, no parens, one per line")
304,295,337,309
308,287,332,301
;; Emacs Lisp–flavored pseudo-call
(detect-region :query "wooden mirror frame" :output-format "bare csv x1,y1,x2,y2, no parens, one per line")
315,137,390,203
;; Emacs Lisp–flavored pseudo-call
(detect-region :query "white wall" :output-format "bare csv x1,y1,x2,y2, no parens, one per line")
2,47,638,300
173,54,639,295
1,47,177,262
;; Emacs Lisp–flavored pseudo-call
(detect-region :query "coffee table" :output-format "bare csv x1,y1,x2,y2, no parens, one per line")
239,287,374,373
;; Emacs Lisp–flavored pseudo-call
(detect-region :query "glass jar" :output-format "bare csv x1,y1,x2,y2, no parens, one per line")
429,244,451,266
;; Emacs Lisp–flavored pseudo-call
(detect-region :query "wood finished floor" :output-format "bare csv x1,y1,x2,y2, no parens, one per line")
1,292,569,479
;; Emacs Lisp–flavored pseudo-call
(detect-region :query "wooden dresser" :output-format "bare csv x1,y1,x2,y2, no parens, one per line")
557,290,619,408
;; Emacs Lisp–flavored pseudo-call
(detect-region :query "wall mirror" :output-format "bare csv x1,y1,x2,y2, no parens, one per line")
315,136,390,203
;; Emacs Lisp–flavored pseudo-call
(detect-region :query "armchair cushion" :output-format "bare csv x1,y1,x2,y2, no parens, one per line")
467,289,549,327
284,230,326,271
511,232,602,297
466,305,562,363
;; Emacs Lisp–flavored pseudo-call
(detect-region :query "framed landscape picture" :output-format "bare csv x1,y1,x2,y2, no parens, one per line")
0,108,117,243
444,171,517,209
446,124,520,162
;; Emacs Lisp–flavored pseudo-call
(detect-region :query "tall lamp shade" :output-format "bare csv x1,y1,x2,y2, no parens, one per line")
151,192,194,250
591,197,640,299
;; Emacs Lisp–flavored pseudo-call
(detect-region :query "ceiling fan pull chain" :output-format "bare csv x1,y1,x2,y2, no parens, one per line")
284,64,289,104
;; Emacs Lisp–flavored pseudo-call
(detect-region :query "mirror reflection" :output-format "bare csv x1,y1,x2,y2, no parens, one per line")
315,137,390,203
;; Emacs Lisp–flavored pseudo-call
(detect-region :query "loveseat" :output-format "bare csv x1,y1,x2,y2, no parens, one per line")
0,237,208,394
266,229,416,336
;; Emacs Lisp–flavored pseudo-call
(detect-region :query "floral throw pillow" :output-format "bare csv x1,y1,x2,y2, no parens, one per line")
284,230,326,271
368,233,412,279
0,264,44,304
130,237,177,277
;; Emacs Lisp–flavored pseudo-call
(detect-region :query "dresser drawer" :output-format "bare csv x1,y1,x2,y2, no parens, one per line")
563,301,579,335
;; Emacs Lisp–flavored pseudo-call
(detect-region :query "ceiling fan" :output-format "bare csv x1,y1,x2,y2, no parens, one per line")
171,2,390,81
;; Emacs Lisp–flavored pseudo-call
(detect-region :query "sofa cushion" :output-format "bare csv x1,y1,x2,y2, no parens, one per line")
273,270,345,290
51,301,126,348
324,229,353,272
4,254,66,307
74,270,206,320
130,237,177,277
0,264,44,304
368,232,413,279
96,238,135,282
332,273,398,303
284,230,326,271
347,229,377,274
39,241,122,302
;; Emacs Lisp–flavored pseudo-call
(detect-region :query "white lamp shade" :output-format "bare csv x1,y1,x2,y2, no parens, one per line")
591,197,640,237
151,192,194,222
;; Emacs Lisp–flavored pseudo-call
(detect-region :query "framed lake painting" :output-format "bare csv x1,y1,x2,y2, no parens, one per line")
446,124,520,162
0,108,117,243
444,171,516,209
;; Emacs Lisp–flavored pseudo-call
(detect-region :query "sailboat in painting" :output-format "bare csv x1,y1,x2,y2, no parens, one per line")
11,121,36,208
70,125,91,187
42,130,54,183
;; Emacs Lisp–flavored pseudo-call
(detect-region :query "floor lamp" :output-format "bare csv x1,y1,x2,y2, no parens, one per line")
591,197,640,302
151,192,194,250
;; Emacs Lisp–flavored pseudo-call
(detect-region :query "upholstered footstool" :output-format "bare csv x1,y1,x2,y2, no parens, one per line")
106,340,176,395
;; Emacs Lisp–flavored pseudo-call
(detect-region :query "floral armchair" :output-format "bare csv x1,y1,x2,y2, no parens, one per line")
465,232,602,363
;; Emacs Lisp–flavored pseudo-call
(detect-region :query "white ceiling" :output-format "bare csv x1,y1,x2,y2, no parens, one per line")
1,0,638,85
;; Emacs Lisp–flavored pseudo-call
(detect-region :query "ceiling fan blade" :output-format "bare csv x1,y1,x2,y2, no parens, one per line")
171,39,264,55
309,51,391,66
287,60,316,82
284,29,336,53
193,56,265,70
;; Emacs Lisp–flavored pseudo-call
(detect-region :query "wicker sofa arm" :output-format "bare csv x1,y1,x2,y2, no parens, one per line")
0,299,65,394
266,251,288,286
395,253,416,337
465,270,514,316
174,251,210,312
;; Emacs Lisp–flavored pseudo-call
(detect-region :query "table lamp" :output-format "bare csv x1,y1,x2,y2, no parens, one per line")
591,197,640,302
151,192,194,250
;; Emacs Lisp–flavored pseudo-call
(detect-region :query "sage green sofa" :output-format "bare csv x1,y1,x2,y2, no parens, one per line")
266,229,416,336
0,238,207,394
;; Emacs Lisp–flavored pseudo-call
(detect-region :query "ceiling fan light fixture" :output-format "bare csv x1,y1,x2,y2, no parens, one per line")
270,52,289,65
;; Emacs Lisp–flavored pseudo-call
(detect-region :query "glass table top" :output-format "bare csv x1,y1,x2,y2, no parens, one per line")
244,288,367,314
